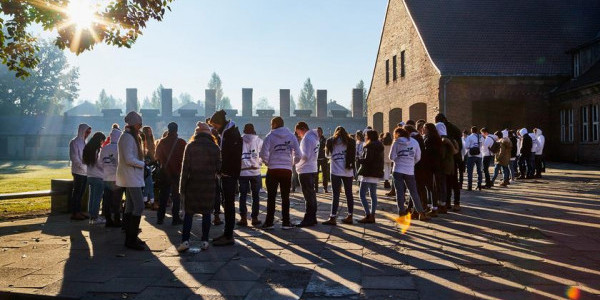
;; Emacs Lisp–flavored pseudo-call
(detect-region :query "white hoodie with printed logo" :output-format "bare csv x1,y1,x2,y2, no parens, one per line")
100,128,122,182
535,129,545,155
69,123,90,176
295,129,320,174
240,134,263,177
328,139,354,178
389,137,421,176
259,127,301,171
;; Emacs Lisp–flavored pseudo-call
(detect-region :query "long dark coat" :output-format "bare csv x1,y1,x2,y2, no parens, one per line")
179,133,221,215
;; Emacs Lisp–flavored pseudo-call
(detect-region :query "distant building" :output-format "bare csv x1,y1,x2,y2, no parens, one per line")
368,0,600,162
63,101,100,117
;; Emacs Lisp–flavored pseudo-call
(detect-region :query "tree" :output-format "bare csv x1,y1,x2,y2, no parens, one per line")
178,92,193,108
150,84,164,110
96,89,117,110
207,72,227,109
141,96,152,109
290,95,296,114
0,40,79,115
0,0,173,77
298,78,315,114
220,96,232,110
254,97,273,111
356,80,369,116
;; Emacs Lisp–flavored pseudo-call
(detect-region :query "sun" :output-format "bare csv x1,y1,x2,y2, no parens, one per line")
66,0,96,30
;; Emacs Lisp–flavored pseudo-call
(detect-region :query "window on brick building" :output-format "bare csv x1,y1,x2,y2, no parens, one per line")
592,104,599,142
385,59,390,84
561,109,574,143
581,106,590,142
392,55,398,81
400,50,406,77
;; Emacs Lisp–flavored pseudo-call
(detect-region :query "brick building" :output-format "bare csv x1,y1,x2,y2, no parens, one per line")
367,0,600,162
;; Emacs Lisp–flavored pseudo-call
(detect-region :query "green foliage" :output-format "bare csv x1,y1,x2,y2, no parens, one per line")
0,0,173,78
220,96,232,109
298,78,315,114
0,40,79,115
254,97,273,111
95,88,119,110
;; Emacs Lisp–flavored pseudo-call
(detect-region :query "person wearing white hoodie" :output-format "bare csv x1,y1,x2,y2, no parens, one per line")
294,121,320,227
100,128,123,228
117,111,146,251
237,124,264,227
528,131,539,178
322,126,356,226
480,128,496,188
69,123,91,221
82,132,107,225
259,117,301,230
533,128,545,178
389,127,430,221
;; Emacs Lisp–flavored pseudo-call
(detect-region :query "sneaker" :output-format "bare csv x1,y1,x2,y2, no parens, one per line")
177,241,190,253
200,241,209,250
96,216,106,224
281,222,293,230
262,223,274,230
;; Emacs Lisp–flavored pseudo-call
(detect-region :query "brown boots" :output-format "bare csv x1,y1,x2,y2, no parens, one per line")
322,215,354,226
358,214,376,224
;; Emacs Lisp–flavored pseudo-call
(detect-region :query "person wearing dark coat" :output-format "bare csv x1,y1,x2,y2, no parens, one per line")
177,122,221,253
357,130,384,224
155,122,187,225
210,110,243,246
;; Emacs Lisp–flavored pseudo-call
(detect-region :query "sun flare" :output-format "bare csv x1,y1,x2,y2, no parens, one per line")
66,0,96,30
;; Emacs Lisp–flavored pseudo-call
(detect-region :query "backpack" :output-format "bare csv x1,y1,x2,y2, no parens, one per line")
468,134,481,156
489,139,501,154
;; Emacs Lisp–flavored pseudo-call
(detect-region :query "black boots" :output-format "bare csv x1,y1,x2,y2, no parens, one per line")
106,213,122,228
125,215,145,251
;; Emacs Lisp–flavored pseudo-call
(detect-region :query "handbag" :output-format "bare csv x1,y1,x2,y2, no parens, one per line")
469,134,481,156
154,140,178,187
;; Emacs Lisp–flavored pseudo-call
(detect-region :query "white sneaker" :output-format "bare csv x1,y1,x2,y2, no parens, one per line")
177,241,190,253
200,241,209,250
97,216,106,224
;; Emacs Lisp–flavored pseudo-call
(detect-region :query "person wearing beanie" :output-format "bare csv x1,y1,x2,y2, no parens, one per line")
209,110,243,246
259,117,301,230
117,111,146,250
69,123,91,221
237,123,264,227
100,127,123,228
177,122,221,252
155,121,187,226
294,121,320,227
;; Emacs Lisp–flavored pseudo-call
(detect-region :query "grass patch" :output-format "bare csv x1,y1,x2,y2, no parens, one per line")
0,161,71,220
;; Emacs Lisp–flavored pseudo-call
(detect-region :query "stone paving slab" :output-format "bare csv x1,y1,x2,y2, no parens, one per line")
0,163,599,299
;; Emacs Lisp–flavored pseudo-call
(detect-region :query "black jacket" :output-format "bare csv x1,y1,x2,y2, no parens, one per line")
220,122,243,177
509,136,518,158
520,134,532,155
411,134,426,170
423,134,442,172
318,136,327,161
325,137,356,170
358,141,384,178
444,121,463,153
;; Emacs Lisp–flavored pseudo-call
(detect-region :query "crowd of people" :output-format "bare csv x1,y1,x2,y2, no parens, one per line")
68,110,545,252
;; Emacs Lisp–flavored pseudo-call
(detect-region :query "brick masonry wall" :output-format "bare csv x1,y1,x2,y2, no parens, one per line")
368,0,441,133
551,88,600,163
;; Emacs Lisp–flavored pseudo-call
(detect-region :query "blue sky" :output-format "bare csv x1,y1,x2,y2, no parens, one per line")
62,0,388,110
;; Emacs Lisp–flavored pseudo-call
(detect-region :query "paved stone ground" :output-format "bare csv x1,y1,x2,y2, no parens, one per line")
0,163,599,300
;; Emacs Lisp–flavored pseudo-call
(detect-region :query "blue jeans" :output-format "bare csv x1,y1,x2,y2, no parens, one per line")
359,181,378,216
238,175,261,218
492,164,509,183
87,177,104,219
393,172,425,214
467,156,483,189
483,156,493,186
299,173,318,224
143,174,154,200
330,175,354,217
509,159,518,179
70,173,87,214
182,212,211,243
